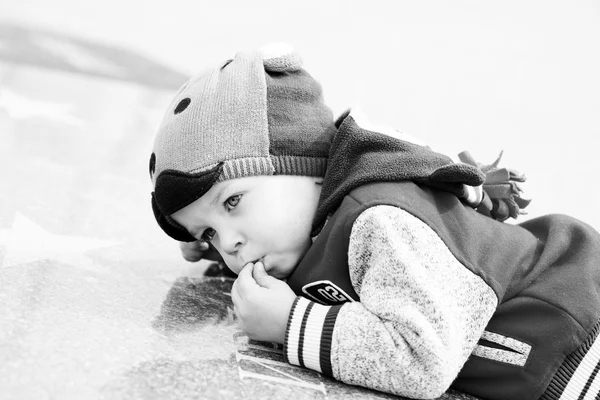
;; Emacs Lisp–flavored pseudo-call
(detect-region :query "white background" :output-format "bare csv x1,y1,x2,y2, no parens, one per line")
2,0,599,229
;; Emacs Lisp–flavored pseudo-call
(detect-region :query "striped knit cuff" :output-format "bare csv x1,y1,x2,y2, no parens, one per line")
541,319,600,400
271,156,328,177
283,296,342,377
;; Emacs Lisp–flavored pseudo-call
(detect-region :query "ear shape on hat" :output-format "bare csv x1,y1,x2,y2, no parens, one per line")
151,193,196,242
261,42,303,72
154,162,224,216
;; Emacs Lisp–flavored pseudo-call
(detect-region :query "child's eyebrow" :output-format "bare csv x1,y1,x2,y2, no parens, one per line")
209,184,228,207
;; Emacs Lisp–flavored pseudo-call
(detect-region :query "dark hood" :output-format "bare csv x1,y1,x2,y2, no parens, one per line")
312,111,486,235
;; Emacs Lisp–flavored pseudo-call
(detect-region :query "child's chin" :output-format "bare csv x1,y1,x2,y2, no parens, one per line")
264,254,302,279
267,269,287,280
269,264,299,280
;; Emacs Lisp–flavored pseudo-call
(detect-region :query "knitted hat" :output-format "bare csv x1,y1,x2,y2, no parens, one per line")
149,43,335,242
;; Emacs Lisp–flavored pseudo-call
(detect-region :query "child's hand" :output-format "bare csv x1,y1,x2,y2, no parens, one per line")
231,262,296,344
179,241,222,262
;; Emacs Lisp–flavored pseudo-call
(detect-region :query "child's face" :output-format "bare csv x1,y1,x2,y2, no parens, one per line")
171,175,322,279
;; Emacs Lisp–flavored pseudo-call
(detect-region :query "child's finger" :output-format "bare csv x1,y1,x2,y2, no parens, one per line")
231,279,242,306
236,263,258,294
252,262,276,288
180,241,199,251
202,242,223,261
179,240,222,262
180,244,203,262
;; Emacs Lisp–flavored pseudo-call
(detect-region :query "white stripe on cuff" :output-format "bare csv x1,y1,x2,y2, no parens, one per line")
302,303,330,373
286,297,311,366
583,371,600,400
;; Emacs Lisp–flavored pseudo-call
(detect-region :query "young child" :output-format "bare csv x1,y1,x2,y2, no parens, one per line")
148,44,600,400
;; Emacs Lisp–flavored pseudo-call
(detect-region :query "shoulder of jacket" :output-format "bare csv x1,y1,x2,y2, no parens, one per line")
329,181,426,236
344,181,429,213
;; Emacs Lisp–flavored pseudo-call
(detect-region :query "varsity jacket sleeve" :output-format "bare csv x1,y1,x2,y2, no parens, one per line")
284,205,498,399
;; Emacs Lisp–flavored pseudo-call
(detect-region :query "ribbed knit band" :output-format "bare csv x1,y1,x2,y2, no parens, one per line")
218,157,275,182
284,296,342,377
540,318,600,400
217,155,328,182
270,156,328,177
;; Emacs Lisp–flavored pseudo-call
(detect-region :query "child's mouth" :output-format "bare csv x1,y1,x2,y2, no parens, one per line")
248,257,282,278
257,257,275,275
249,257,266,268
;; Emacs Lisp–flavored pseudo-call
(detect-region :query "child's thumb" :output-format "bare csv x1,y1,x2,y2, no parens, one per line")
252,262,275,288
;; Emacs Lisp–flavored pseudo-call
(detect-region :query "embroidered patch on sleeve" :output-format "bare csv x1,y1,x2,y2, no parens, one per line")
472,330,532,367
302,281,355,305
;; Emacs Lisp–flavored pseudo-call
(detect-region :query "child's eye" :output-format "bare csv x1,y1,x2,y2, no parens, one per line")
201,228,216,242
225,194,242,210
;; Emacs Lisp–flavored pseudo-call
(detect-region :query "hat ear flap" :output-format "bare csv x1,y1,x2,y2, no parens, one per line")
153,163,224,216
151,194,196,242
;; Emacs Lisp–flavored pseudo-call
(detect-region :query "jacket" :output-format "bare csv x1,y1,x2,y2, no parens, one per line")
283,112,600,400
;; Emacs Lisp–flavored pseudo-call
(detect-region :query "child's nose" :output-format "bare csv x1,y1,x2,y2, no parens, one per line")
219,228,245,256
